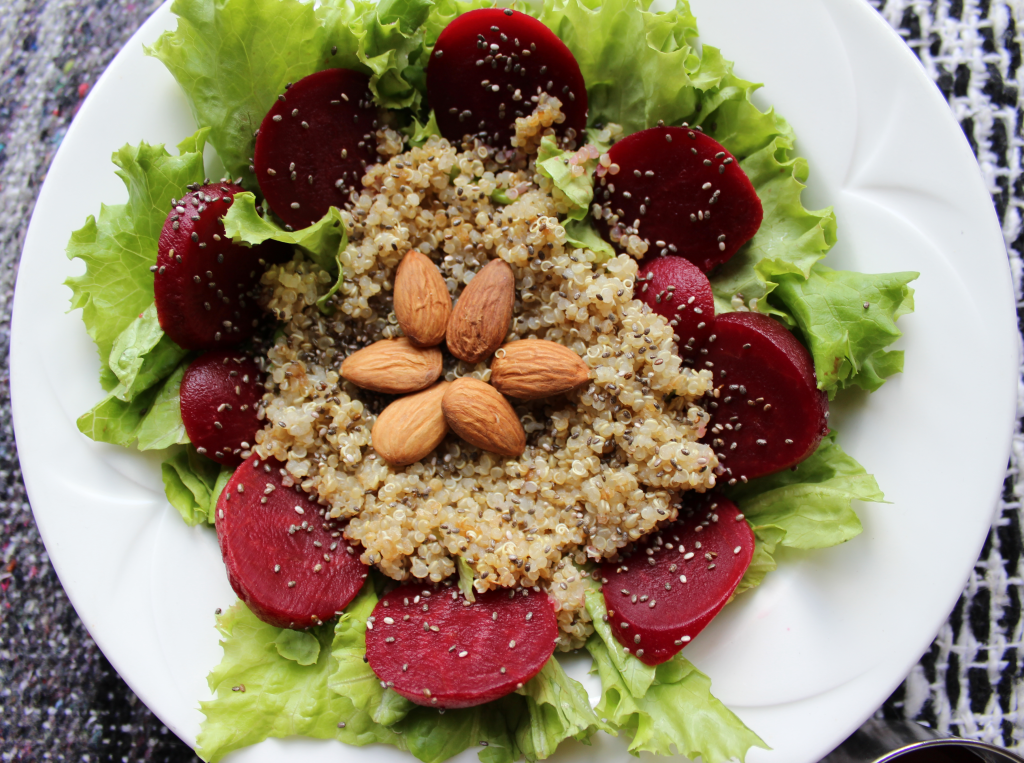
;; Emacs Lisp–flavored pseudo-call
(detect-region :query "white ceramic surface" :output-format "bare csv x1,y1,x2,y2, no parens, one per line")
10,0,1018,761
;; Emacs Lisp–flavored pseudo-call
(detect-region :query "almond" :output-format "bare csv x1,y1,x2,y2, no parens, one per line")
372,382,450,466
394,250,451,347
446,258,514,364
442,378,525,458
490,340,590,400
340,337,443,394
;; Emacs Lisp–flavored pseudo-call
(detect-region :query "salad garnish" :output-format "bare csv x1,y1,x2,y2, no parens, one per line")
63,0,920,760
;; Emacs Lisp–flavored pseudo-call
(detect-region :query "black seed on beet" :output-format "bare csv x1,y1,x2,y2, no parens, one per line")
599,126,762,272
427,9,587,147
154,183,288,350
216,456,368,629
365,582,557,708
637,255,714,356
180,352,264,467
254,69,381,230
700,312,828,480
600,494,753,665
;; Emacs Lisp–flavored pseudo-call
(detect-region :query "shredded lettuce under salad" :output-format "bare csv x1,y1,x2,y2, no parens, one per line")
63,0,918,760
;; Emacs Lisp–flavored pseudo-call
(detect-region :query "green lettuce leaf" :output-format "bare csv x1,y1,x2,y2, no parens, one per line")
491,188,514,206
583,585,655,698
160,446,231,526
537,0,721,136
725,432,883,593
66,132,207,381
536,135,593,221
698,70,790,158
222,192,345,273
564,218,615,262
222,192,347,312
401,707,520,763
514,658,610,760
338,0,434,109
146,0,336,183
726,431,882,547
76,304,191,448
199,592,404,763
456,556,477,602
584,583,767,761
405,109,441,147
76,385,163,447
275,629,322,665
108,303,189,401
588,639,768,761
734,525,784,597
329,584,415,726
709,135,837,312
771,264,918,396
136,362,190,450
78,359,190,449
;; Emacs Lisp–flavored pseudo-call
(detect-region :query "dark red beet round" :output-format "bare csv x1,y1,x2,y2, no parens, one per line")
216,456,369,629
702,312,829,481
365,582,558,709
601,494,754,666
598,126,762,272
180,351,264,467
638,255,715,355
254,69,381,230
154,182,287,350
427,8,588,148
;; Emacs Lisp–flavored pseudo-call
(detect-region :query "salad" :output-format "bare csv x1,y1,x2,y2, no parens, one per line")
63,0,919,761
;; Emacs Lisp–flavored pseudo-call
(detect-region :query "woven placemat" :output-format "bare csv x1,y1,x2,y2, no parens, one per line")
0,0,1019,760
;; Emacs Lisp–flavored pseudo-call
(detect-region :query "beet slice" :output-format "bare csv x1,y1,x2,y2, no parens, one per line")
216,456,369,629
365,582,558,709
702,312,829,482
154,182,287,350
254,69,381,230
598,126,762,272
637,255,714,356
427,8,588,147
180,351,264,467
600,494,754,666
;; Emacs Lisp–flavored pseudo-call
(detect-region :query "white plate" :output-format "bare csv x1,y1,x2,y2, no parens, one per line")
11,0,1018,761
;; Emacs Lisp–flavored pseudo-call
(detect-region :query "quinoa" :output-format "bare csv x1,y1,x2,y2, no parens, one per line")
252,113,719,649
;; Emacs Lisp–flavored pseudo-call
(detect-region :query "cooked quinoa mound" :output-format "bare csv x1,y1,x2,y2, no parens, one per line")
252,108,719,649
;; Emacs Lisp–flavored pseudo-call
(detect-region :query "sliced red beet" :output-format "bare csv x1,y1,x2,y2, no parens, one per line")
427,8,588,147
600,494,754,666
254,69,381,230
180,351,264,467
598,126,762,272
701,312,829,482
638,255,715,356
216,456,369,629
154,182,288,350
365,582,558,709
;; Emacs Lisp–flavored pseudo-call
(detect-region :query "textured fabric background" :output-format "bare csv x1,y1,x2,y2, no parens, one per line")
0,0,1020,760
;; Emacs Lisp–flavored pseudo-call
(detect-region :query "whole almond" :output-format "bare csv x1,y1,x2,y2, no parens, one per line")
394,250,451,347
372,382,450,466
446,259,515,364
340,337,442,394
442,378,525,458
490,340,590,400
